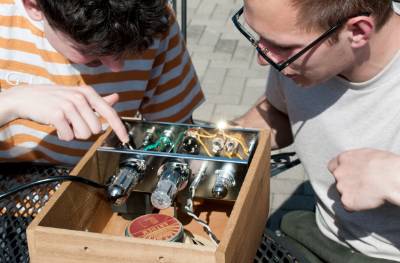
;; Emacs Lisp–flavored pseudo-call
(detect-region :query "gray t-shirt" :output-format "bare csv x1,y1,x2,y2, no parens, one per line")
266,51,400,261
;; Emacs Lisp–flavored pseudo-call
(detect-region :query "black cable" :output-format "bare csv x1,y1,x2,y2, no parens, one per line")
0,176,106,201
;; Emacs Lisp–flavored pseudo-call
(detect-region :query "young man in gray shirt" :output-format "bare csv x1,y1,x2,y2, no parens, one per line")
232,0,400,261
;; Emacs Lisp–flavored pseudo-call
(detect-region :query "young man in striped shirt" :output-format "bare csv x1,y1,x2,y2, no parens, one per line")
0,0,204,164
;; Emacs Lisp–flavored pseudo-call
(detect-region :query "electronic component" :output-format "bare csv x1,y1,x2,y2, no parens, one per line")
107,157,146,205
151,159,191,209
159,127,176,152
211,137,225,155
224,138,239,154
141,126,157,149
179,135,200,154
247,135,257,155
142,126,176,152
101,120,259,201
212,163,236,199
189,162,208,193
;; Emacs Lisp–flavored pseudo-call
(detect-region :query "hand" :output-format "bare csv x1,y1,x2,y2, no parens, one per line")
328,148,400,211
0,85,129,142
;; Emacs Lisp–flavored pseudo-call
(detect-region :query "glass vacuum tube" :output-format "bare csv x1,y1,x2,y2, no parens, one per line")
212,163,236,199
151,159,191,209
107,156,146,205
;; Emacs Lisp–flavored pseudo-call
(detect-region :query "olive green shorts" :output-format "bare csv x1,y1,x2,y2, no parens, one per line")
279,210,398,263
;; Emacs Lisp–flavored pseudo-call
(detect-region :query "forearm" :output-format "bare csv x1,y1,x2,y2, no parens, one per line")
233,95,293,150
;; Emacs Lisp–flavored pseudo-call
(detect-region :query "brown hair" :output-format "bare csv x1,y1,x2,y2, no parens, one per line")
290,0,393,32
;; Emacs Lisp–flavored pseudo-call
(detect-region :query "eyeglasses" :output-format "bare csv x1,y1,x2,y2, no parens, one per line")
232,7,369,72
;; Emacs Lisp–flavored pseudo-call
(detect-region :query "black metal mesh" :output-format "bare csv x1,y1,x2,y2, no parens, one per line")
254,229,302,263
0,160,303,263
0,164,70,263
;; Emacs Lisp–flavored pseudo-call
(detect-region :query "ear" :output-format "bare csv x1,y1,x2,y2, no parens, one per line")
345,16,374,48
22,0,44,21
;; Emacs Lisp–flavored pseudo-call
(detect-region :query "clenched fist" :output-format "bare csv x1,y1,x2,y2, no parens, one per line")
328,148,400,211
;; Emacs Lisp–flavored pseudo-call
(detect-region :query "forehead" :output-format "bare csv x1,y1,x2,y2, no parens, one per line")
243,0,310,41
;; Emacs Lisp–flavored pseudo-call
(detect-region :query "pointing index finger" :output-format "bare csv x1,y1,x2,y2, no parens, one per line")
77,87,129,143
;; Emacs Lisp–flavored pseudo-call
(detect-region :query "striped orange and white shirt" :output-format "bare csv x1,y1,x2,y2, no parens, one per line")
0,0,204,164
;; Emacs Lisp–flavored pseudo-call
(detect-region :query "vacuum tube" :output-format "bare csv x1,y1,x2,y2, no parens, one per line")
151,159,191,209
158,126,176,152
212,163,237,199
211,136,225,155
141,126,156,149
107,156,146,205
179,135,200,154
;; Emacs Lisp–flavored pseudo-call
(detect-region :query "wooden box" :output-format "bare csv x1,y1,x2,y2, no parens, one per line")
27,127,270,263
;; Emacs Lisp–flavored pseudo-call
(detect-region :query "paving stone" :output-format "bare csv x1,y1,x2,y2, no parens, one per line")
204,93,241,105
201,67,227,87
196,1,217,15
241,86,265,105
232,45,255,61
187,25,205,44
192,59,209,80
246,78,267,88
221,76,246,96
271,164,306,181
227,68,268,79
213,104,250,121
198,29,220,47
186,44,214,53
190,18,228,29
193,102,215,122
214,39,238,54
192,51,232,62
270,178,305,195
201,83,222,95
211,4,233,19
209,60,250,69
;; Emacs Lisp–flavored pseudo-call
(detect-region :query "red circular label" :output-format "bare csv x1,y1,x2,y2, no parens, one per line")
127,214,183,241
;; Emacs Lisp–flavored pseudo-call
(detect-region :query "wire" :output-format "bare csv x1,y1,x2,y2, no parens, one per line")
196,136,212,157
195,128,250,158
0,176,106,201
173,131,186,153
236,152,244,160
222,132,249,156
183,206,220,246
143,141,161,151
183,185,220,246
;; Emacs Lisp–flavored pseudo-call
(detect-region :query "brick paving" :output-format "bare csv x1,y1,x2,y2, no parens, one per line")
174,0,315,230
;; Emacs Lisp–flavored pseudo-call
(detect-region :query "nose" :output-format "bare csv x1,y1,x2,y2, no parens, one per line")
256,42,286,67
101,56,125,72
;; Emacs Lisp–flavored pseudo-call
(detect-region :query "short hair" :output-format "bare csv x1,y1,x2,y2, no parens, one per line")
36,0,170,57
290,0,393,32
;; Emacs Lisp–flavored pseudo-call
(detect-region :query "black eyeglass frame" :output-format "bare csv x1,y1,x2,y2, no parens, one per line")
232,7,369,72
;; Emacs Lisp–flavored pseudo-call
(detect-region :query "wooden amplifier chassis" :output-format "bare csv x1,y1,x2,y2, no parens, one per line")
27,128,270,263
